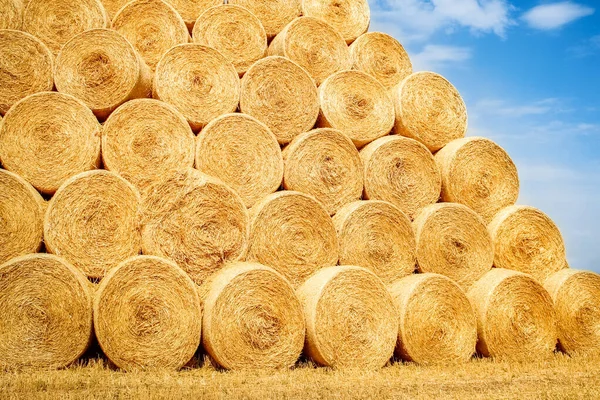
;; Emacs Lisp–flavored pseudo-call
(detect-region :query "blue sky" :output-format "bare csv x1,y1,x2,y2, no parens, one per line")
370,0,600,271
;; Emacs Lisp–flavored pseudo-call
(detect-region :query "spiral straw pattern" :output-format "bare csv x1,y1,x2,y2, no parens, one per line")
0,0,23,30
229,0,301,39
301,0,370,44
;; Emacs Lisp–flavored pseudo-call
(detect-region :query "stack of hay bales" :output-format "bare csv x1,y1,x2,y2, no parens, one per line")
0,0,596,372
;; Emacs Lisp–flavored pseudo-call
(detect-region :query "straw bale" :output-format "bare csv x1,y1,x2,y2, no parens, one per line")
301,0,370,44
229,0,301,39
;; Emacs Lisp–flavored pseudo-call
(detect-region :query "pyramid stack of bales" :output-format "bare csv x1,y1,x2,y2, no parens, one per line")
1,0,598,372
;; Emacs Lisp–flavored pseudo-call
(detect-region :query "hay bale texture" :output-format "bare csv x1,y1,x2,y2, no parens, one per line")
102,99,195,190
0,170,45,265
297,265,397,368
333,200,415,285
489,205,567,283
361,136,441,219
282,128,363,215
0,254,93,369
390,273,477,364
202,262,305,370
544,269,600,356
112,0,190,71
413,203,494,290
195,113,283,208
467,268,557,360
55,29,152,120
94,255,202,371
0,92,101,194
240,56,319,145
318,70,395,148
246,191,338,287
435,137,519,223
154,44,240,132
0,30,53,116
192,5,267,76
229,0,302,39
0,0,22,30
302,0,370,44
140,168,248,286
44,170,142,279
268,16,350,86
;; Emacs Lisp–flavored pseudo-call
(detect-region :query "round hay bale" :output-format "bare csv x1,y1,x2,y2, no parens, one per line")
282,128,363,215
240,56,319,145
467,268,557,360
0,169,45,265
297,265,397,368
192,5,267,76
435,137,519,223
0,30,53,115
202,262,305,370
195,113,283,208
140,168,248,286
0,254,93,369
22,0,108,55
318,70,394,148
229,0,301,39
55,29,152,121
413,203,494,290
349,32,412,90
301,0,370,44
0,0,22,30
333,200,415,284
489,205,567,284
268,16,350,86
0,92,101,194
544,269,600,356
154,44,240,132
394,72,467,152
360,136,441,219
112,0,190,72
44,170,142,279
94,255,201,371
102,98,195,190
390,273,477,364
247,191,338,287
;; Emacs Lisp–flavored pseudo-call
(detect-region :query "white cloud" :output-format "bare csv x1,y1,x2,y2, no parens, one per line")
473,98,562,117
522,2,594,30
411,45,473,71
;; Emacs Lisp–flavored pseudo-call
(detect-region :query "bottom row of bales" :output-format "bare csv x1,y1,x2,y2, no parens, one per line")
1,254,599,371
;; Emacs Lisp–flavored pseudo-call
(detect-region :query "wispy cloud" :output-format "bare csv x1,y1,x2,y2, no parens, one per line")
472,98,567,117
411,45,473,70
568,35,600,57
521,2,594,30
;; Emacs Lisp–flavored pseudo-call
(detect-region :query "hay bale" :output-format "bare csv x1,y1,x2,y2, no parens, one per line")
360,136,441,219
229,0,301,39
302,0,369,44
202,262,305,370
141,168,248,286
240,56,319,145
195,113,283,208
318,70,394,148
0,30,53,115
0,169,45,265
94,255,201,371
0,92,101,195
55,29,152,121
349,32,412,90
0,254,93,369
0,0,22,30
297,265,397,368
102,98,195,190
112,0,190,72
390,273,477,364
333,200,415,284
544,269,600,356
44,170,142,279
268,16,350,86
192,5,267,76
394,72,467,152
154,44,240,132
22,0,108,55
435,137,519,223
489,205,567,283
467,268,557,360
246,191,338,287
413,203,494,290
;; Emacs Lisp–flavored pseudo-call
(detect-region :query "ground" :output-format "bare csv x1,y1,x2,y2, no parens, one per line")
1,353,599,399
